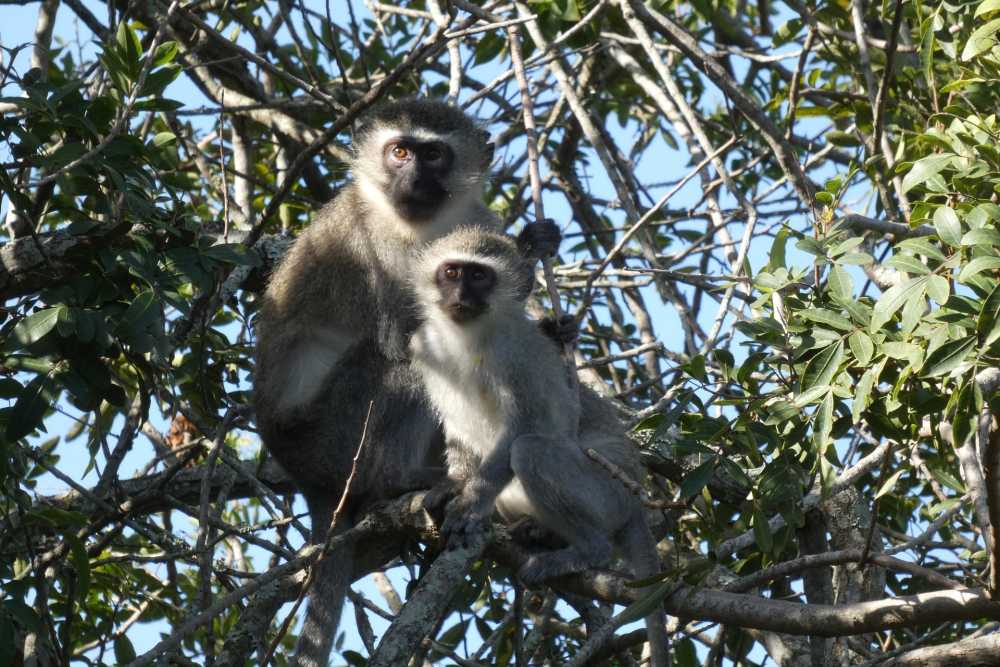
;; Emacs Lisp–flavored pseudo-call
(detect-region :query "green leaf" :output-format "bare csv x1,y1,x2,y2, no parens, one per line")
885,254,931,275
813,391,834,449
794,385,830,407
927,275,951,305
616,580,675,625
958,255,1000,283
977,0,1000,16
951,383,977,448
961,17,1000,60
674,637,698,667
978,283,1000,344
870,277,929,331
152,41,179,66
680,458,716,498
799,308,853,331
753,508,774,553
941,78,986,92
830,237,864,258
683,355,707,382
901,154,953,193
852,360,884,424
0,378,22,398
896,237,946,261
961,228,1000,246
933,206,963,246
152,132,176,147
849,330,874,366
67,534,90,599
768,228,789,271
115,21,142,70
114,635,137,664
875,469,906,499
837,252,874,265
901,287,926,334
922,336,976,377
75,310,97,343
6,374,53,441
801,341,844,392
202,243,261,267
828,265,853,301
6,308,60,351
117,289,158,337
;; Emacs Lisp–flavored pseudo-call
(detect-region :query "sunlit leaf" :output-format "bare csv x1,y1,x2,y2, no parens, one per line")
870,277,929,331
801,341,844,392
848,330,874,366
922,336,976,377
901,154,953,193
6,308,60,351
933,206,963,246
961,17,1000,60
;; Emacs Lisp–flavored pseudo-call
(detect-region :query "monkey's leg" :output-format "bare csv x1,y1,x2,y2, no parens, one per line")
508,435,631,584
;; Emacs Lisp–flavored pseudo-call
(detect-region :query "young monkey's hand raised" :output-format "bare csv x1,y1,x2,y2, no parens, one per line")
516,219,561,259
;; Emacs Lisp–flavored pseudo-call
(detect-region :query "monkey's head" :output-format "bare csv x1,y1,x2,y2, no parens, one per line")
351,98,494,223
415,227,533,325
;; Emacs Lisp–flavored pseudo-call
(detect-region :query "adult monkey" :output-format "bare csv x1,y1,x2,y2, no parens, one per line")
253,99,558,667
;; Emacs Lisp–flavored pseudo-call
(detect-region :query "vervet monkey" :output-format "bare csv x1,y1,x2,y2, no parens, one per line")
409,227,668,665
253,99,559,667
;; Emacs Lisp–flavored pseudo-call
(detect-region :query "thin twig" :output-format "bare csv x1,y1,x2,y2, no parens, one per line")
586,448,687,510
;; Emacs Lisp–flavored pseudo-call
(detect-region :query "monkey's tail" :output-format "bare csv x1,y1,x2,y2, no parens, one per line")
291,521,354,667
624,517,670,667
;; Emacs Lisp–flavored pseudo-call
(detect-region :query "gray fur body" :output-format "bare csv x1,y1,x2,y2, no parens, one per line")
254,100,499,667
409,228,668,665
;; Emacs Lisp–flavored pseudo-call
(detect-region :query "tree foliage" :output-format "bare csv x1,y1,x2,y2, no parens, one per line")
2,0,1000,665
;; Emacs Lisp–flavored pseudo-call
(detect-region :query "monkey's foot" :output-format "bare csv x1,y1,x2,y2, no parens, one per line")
518,543,611,586
518,553,586,586
441,510,491,550
509,518,563,549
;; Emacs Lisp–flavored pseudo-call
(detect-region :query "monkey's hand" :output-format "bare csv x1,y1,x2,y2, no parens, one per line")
539,314,578,347
516,219,561,259
440,496,492,549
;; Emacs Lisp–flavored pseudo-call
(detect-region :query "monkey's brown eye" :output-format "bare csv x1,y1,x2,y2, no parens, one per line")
390,145,410,161
444,266,459,280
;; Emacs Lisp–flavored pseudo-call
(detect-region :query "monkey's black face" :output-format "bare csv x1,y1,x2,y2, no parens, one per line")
383,138,456,221
435,261,497,323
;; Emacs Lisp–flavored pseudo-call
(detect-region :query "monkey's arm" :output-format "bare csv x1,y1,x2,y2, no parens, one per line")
440,439,515,548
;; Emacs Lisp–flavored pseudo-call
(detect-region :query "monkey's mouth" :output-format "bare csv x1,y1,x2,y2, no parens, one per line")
445,303,487,323
395,186,450,222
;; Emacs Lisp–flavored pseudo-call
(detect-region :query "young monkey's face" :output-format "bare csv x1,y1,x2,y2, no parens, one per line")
434,260,497,323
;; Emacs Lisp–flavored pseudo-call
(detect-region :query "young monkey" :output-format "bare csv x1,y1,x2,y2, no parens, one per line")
409,227,668,665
